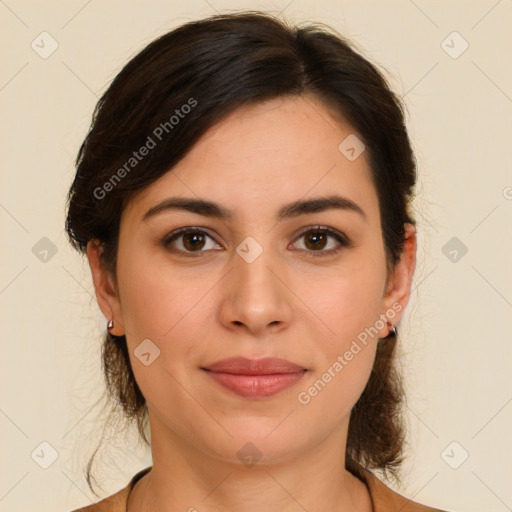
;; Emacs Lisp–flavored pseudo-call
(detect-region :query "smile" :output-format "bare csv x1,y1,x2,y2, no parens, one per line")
201,356,308,398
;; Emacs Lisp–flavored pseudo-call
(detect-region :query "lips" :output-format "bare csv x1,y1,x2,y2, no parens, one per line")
203,357,306,374
201,357,307,398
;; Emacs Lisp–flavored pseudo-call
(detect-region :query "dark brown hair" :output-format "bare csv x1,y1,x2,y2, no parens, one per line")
65,10,416,495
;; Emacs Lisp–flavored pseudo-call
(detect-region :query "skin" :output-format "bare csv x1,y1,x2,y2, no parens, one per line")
87,94,416,512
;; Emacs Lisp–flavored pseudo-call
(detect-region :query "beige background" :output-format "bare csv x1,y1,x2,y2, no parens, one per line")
1,1,511,511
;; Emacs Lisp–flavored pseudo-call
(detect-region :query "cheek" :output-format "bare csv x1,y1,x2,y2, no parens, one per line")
295,256,386,350
295,344,376,432
292,253,385,410
294,272,382,420
113,249,204,408
116,254,212,412
116,246,212,341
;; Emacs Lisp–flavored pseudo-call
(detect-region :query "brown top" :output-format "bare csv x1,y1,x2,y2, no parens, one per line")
69,466,448,512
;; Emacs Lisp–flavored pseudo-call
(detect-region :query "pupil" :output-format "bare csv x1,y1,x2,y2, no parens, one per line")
184,233,204,250
306,232,326,250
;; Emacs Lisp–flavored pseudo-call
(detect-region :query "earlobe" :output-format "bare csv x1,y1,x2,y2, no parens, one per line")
86,239,125,336
379,223,417,336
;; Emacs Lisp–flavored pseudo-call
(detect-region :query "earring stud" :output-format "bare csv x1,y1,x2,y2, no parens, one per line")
107,319,114,330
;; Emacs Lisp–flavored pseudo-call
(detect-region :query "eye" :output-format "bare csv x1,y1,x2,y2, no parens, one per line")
162,225,352,258
162,228,221,256
290,226,352,257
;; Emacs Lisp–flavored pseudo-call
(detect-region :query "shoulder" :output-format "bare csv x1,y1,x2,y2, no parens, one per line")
67,467,152,512
67,485,130,512
362,469,451,512
69,466,453,512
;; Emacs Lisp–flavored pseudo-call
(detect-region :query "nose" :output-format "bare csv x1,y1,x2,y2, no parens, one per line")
217,244,294,336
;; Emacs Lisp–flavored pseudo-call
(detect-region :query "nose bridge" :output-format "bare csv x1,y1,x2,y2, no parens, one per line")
219,234,293,332
234,235,282,301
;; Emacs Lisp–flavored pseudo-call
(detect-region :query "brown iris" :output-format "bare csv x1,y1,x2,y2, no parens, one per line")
303,231,328,251
182,232,206,251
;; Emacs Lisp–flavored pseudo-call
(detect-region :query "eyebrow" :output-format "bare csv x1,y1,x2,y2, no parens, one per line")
142,195,367,223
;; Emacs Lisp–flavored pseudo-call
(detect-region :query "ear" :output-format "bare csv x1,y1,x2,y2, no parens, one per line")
378,223,417,337
86,239,125,336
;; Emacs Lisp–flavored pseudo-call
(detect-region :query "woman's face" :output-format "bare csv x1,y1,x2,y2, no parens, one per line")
90,94,415,466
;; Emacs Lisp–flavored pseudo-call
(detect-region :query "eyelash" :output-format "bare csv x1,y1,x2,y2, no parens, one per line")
162,226,353,258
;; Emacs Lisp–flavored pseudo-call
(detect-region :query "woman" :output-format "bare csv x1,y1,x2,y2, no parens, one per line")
65,11,450,512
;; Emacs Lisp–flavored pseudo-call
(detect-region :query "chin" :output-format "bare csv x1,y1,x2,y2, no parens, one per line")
204,419,312,467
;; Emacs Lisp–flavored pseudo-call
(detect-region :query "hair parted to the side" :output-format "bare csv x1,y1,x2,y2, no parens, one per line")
65,10,416,496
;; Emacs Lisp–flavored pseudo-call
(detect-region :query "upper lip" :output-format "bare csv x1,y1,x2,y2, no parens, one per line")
202,357,307,375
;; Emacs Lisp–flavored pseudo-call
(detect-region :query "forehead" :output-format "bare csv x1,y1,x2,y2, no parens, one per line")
122,94,379,225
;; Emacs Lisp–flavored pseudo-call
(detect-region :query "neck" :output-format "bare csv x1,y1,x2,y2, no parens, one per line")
127,416,373,512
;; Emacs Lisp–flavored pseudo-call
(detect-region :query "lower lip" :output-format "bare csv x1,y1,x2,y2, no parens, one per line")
203,370,306,398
